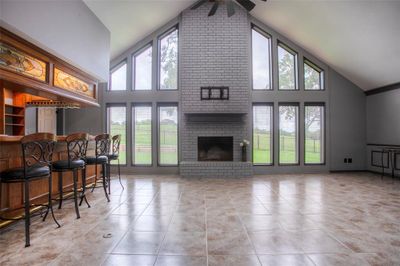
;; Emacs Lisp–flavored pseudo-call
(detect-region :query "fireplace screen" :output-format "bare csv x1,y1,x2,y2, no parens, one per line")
198,137,233,161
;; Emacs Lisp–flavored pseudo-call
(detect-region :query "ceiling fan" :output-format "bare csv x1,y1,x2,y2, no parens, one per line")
191,0,266,17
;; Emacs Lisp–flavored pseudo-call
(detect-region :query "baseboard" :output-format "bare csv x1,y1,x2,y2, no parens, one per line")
329,170,367,173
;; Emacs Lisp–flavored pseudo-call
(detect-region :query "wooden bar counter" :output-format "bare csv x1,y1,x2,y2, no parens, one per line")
0,135,99,217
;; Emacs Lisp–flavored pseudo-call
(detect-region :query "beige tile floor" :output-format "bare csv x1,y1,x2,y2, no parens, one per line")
1,172,400,266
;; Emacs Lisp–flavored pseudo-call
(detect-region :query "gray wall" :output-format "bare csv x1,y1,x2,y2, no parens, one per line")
329,70,366,171
0,0,110,81
366,88,400,145
64,83,105,135
365,87,400,174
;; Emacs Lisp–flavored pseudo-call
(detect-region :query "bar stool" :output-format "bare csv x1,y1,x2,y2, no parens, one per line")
107,134,124,193
0,133,60,247
87,133,110,202
52,133,90,219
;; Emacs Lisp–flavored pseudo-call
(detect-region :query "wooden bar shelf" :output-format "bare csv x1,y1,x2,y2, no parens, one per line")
5,114,24,117
5,123,24,126
5,104,24,108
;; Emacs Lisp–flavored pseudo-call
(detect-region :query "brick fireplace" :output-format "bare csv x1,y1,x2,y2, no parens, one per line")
179,4,253,178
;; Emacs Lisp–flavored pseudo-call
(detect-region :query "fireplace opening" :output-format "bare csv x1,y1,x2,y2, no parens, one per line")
198,136,233,161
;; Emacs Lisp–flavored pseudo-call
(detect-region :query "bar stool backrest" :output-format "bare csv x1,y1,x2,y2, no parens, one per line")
111,134,121,156
21,133,57,172
65,133,89,167
95,133,110,158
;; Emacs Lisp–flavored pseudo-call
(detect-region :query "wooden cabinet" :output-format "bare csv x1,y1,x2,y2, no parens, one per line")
0,26,100,109
1,26,101,136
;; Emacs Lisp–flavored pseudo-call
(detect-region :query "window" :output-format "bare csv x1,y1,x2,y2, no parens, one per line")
132,105,152,165
252,28,271,90
278,43,298,90
158,105,178,165
133,46,152,90
110,63,127,91
304,59,324,90
305,104,325,164
159,28,178,90
279,104,299,164
106,105,126,164
253,105,273,165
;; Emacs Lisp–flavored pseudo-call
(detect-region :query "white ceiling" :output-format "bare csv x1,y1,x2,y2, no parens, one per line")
84,0,400,91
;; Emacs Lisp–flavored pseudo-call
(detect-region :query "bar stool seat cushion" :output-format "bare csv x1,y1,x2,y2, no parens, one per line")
107,154,119,161
53,159,85,170
86,156,108,164
0,166,50,181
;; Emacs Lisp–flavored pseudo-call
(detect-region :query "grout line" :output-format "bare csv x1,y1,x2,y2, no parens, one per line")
204,193,209,266
153,190,182,266
234,195,263,266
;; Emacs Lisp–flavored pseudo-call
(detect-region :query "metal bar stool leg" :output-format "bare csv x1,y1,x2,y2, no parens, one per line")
43,174,61,228
102,163,110,202
72,169,80,219
91,163,98,192
79,168,91,208
58,172,63,209
108,163,111,195
117,159,124,190
24,179,30,247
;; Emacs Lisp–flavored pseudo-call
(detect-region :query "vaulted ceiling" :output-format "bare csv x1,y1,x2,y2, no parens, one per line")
84,0,400,91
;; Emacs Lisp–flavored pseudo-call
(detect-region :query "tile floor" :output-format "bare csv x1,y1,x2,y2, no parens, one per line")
1,172,400,266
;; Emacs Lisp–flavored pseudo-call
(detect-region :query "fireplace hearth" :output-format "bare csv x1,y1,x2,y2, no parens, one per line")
198,136,233,161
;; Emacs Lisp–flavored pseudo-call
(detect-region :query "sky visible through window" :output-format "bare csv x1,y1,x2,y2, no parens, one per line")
253,106,271,131
109,106,125,124
111,64,127,91
252,29,270,90
134,47,152,90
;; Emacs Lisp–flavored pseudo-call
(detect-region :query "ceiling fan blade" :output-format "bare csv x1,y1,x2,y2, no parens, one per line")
227,0,235,17
208,2,219,16
235,0,256,12
191,0,208,10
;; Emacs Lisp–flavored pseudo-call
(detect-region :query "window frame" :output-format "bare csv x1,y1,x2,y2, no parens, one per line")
106,103,128,166
252,103,274,166
109,61,127,91
277,41,299,91
278,102,300,166
157,26,179,91
132,43,153,91
131,103,153,167
304,102,326,165
251,25,273,91
304,58,325,91
157,103,179,166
